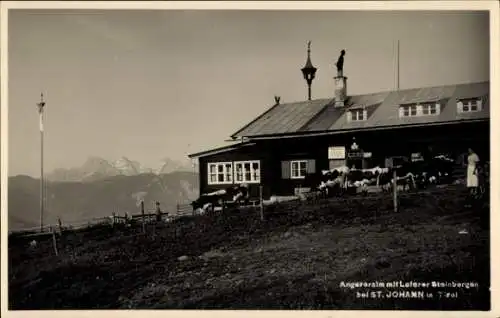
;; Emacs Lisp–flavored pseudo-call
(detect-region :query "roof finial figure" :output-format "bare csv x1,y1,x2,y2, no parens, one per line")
301,41,317,101
37,92,46,114
335,49,346,77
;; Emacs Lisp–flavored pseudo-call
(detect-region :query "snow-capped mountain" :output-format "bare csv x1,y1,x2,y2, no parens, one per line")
46,156,195,182
153,157,195,175
112,157,154,176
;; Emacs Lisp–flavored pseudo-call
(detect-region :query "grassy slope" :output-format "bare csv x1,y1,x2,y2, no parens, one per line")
8,185,489,310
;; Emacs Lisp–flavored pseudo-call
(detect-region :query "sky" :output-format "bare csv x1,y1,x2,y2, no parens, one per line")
7,9,489,177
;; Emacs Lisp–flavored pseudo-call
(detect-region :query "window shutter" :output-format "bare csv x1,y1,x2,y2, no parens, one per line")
346,111,352,122
363,110,368,121
478,98,483,111
436,103,441,115
307,159,316,174
457,101,463,113
281,160,291,179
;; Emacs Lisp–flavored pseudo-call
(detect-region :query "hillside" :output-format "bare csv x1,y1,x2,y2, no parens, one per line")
8,172,199,230
8,185,490,309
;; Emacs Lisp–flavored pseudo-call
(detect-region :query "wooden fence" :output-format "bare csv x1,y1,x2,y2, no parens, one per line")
176,203,194,216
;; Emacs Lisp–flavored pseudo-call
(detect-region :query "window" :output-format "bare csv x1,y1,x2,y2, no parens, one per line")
234,160,260,183
422,103,437,115
348,109,367,122
400,103,440,117
208,162,233,185
460,98,481,112
291,160,307,179
400,105,418,117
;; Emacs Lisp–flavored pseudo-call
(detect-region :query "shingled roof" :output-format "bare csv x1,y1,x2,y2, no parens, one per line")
231,81,489,139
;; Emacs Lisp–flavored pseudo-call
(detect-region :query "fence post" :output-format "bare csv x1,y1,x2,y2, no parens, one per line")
57,217,63,234
393,169,398,213
141,200,146,234
51,226,59,256
156,201,162,222
259,186,264,221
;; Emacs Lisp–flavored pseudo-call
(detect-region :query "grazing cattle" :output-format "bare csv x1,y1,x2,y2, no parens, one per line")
311,166,388,196
402,155,454,189
191,184,250,214
319,176,345,198
303,154,455,198
304,169,347,198
229,184,250,205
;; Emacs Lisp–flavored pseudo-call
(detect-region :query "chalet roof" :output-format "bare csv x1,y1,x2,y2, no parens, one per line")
188,140,255,159
231,81,490,139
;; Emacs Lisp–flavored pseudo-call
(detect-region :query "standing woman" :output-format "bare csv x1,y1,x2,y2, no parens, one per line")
466,148,480,196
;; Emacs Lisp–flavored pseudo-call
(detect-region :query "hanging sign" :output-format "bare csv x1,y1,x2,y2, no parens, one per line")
348,152,364,159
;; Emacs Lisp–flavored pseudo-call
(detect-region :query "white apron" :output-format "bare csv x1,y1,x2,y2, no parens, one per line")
466,153,479,188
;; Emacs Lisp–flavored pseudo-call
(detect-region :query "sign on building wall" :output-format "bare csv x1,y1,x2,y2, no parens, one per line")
328,146,346,159
348,151,364,159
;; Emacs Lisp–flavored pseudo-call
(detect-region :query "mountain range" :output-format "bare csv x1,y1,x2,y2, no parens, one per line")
9,171,199,231
46,156,195,182
9,157,199,231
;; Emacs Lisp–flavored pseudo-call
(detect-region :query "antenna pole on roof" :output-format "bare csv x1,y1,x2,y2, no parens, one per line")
394,40,400,91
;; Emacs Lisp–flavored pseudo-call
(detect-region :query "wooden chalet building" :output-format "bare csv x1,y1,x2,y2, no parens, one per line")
188,47,490,199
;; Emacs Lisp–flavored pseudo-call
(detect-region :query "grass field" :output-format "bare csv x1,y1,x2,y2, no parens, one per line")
8,185,490,310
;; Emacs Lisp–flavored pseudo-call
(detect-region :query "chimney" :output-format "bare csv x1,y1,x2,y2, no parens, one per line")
274,95,281,105
334,49,347,107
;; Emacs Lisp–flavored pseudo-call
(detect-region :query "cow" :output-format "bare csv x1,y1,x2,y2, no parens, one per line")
405,155,454,189
190,190,225,214
191,184,250,214
229,184,250,205
29,240,37,248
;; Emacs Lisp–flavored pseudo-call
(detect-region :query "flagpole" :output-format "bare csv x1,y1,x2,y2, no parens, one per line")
37,93,46,233
395,39,400,91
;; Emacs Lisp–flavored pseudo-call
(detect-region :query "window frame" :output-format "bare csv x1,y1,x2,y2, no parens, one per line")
400,104,418,117
421,103,437,116
290,160,308,179
461,98,481,113
350,109,366,121
233,160,261,184
207,162,233,185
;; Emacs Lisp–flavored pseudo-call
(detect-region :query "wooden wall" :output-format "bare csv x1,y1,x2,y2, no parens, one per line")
196,120,489,198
